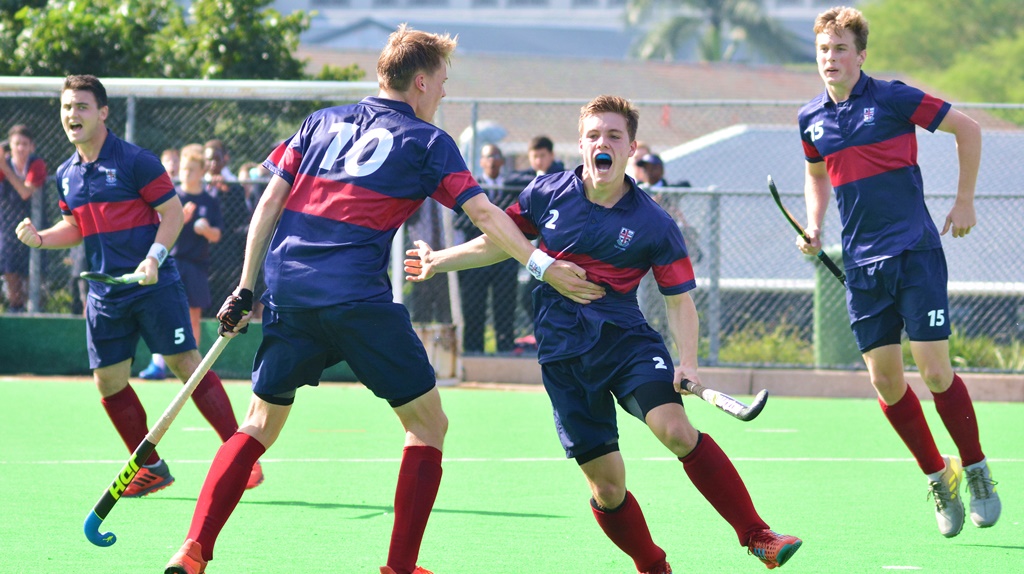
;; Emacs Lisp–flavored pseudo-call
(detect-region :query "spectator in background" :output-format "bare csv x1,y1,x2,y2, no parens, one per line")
453,143,519,353
0,125,47,313
141,144,224,380
625,139,650,180
17,74,261,503
204,140,249,313
161,147,180,183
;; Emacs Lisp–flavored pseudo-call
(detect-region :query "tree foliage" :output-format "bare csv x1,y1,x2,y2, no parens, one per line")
625,0,804,63
0,0,364,81
862,0,1024,102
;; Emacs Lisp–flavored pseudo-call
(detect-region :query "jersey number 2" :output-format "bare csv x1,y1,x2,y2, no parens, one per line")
319,122,393,177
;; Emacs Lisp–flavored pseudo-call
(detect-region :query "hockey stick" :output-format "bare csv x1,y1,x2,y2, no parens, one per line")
84,335,231,547
80,271,147,285
767,175,846,286
683,379,768,422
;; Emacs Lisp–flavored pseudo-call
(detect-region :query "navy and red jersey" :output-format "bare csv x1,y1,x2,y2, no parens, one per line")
0,154,47,232
55,129,179,299
798,72,950,269
172,188,223,266
260,97,484,310
507,167,696,364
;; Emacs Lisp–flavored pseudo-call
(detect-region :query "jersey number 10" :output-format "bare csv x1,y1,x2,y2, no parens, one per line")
319,122,394,177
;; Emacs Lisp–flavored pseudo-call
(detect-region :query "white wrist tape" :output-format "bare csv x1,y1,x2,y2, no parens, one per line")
527,249,556,281
147,243,168,266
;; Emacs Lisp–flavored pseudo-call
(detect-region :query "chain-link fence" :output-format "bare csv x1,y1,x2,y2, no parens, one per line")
2,80,1022,372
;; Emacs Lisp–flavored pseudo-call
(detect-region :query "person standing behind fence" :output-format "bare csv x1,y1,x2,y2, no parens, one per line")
203,140,249,310
454,143,519,353
406,94,803,572
0,125,47,313
797,6,996,538
141,143,225,380
15,74,262,504
163,24,602,574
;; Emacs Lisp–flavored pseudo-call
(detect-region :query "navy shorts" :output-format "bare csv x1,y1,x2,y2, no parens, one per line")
541,322,676,459
847,248,951,352
252,301,436,402
176,258,212,310
86,282,197,369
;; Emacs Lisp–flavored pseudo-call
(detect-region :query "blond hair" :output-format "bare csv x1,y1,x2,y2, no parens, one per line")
578,95,640,142
377,23,457,92
815,6,869,52
179,143,204,170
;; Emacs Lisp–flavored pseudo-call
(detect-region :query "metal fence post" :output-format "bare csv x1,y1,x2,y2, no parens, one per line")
706,191,721,365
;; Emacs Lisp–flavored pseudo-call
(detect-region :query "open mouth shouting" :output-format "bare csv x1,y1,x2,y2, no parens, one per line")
594,153,613,173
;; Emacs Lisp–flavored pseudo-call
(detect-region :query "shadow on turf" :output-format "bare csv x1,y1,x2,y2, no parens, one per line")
159,497,566,519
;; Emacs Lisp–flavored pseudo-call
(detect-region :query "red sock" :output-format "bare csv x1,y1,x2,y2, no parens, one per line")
386,446,443,574
190,370,240,442
101,385,159,466
932,374,985,466
188,432,266,561
680,433,769,546
590,491,667,572
879,386,944,474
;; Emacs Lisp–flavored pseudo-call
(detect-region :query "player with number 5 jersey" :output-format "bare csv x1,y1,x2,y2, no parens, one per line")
164,24,603,574
797,7,998,538
406,95,802,572
14,75,261,508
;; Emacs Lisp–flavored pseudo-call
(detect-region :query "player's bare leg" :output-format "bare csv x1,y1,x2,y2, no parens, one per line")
383,387,447,574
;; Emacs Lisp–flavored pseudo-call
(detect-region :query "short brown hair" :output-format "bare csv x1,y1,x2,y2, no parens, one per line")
62,74,108,109
7,124,33,141
578,95,639,142
815,6,869,52
377,23,457,92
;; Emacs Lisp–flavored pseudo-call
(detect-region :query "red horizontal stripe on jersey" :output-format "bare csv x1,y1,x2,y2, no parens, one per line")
826,132,917,187
552,250,648,294
910,94,945,129
433,170,477,209
139,173,174,204
506,204,539,237
803,140,822,161
653,258,695,288
286,173,421,230
73,199,160,237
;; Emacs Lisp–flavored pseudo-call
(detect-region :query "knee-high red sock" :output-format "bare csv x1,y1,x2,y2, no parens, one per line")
190,370,239,442
101,385,159,465
932,374,985,466
680,433,769,546
591,491,667,572
187,433,266,561
386,445,443,574
879,385,944,474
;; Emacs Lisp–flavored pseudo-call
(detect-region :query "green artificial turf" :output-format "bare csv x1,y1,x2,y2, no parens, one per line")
1,378,1020,573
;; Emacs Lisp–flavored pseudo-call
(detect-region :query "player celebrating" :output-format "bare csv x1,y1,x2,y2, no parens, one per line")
797,7,997,537
406,95,802,572
164,24,602,574
15,75,262,498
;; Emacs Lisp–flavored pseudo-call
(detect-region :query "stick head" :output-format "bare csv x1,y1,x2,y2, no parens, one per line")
79,271,146,285
84,511,117,547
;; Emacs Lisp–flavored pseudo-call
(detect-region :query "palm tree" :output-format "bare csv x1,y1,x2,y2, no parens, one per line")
626,0,804,63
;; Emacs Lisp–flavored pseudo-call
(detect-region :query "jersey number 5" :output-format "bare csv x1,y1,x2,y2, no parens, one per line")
319,122,393,177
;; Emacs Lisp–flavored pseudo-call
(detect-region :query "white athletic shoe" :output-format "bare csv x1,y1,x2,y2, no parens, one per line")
964,459,1001,527
927,455,965,538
